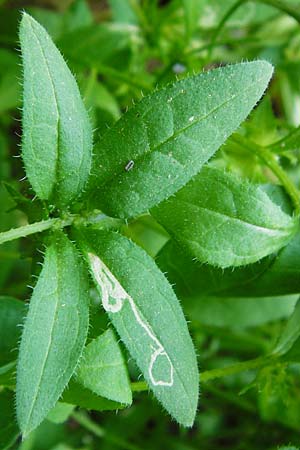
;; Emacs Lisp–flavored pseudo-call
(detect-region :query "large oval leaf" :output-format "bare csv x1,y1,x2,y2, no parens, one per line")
88,61,273,218
20,13,92,209
152,166,298,268
16,232,90,437
75,229,199,427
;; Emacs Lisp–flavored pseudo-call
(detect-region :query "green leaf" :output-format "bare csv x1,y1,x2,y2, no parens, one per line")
157,242,298,328
46,402,74,425
0,296,25,365
20,13,92,209
16,232,90,437
274,297,300,358
108,0,138,24
87,61,273,218
0,49,21,114
61,380,124,411
185,294,298,329
0,390,19,450
76,329,132,404
182,0,205,40
0,361,16,388
152,166,297,268
58,23,132,73
157,232,300,298
76,229,199,427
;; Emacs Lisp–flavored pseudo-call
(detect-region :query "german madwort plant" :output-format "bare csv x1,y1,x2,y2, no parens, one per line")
2,4,300,449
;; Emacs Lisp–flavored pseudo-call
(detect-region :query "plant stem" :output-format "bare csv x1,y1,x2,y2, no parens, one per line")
0,217,73,246
207,0,300,62
72,411,140,450
232,134,300,215
206,0,246,62
256,0,300,23
131,355,276,392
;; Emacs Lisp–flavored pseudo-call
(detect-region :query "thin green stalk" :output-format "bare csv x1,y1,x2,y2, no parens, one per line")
72,411,141,450
131,355,276,392
206,0,246,62
95,62,152,92
232,134,300,215
256,0,300,23
207,0,300,62
0,217,73,246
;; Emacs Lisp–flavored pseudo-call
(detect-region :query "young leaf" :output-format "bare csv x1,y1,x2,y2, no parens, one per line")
76,329,132,404
152,166,298,268
75,229,199,427
88,61,273,218
20,13,92,209
16,232,90,437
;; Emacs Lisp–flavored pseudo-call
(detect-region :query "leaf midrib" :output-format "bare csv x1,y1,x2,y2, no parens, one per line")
28,19,60,199
169,198,294,234
24,250,61,431
99,72,268,189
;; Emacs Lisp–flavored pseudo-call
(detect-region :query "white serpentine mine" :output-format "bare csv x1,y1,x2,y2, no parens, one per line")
88,253,174,387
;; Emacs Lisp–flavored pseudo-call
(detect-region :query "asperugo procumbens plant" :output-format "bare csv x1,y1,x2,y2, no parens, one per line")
1,11,299,439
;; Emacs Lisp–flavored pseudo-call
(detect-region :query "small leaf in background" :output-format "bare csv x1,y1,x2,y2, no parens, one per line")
152,166,298,268
88,61,273,218
58,23,133,73
76,328,132,405
16,232,90,437
0,49,21,114
46,402,74,425
108,0,138,24
76,229,199,427
257,365,300,431
0,296,25,366
20,13,92,209
186,294,298,329
157,232,300,298
274,297,300,359
0,390,19,449
61,380,124,411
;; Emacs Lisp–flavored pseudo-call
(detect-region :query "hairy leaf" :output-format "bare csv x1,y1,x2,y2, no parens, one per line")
76,329,132,404
16,232,90,437
152,166,297,268
76,229,199,427
20,13,92,208
88,61,273,218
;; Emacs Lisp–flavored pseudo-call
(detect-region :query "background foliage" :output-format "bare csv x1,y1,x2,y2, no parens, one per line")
1,0,300,449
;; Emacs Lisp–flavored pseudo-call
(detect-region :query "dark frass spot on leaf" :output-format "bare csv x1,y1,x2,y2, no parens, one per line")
88,61,273,218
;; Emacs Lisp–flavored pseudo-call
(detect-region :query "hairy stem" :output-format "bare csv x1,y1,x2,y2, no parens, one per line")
0,217,73,246
0,212,123,246
232,134,300,215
